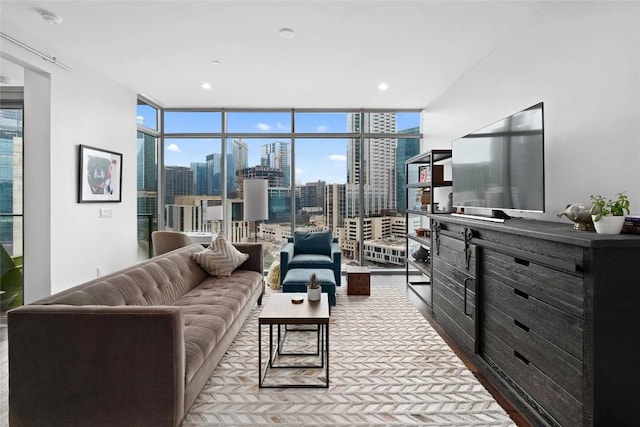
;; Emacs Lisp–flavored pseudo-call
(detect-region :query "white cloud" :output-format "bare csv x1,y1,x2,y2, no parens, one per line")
317,125,329,132
276,122,290,130
256,123,271,131
329,154,346,162
296,167,304,175
167,143,181,153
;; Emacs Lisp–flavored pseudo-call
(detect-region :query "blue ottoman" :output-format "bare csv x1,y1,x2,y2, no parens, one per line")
282,268,337,307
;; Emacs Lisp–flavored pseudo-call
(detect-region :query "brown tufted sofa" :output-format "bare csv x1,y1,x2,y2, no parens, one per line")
8,243,264,427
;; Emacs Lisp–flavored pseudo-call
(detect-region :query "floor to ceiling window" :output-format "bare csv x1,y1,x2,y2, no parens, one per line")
136,99,159,260
136,104,421,272
0,90,24,318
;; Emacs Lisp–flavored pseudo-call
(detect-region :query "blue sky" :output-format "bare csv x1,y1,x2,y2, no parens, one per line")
138,109,420,185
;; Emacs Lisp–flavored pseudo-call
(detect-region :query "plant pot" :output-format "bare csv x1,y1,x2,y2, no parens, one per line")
307,286,322,301
591,215,625,234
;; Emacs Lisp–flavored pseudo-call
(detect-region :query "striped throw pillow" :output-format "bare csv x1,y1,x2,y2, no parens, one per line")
192,234,249,277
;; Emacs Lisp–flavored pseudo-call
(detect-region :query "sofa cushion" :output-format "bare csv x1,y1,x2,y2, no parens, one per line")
172,270,262,384
288,254,333,270
192,234,249,277
293,231,332,256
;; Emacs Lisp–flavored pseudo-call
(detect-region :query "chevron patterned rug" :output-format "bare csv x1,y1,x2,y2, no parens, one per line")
183,284,516,426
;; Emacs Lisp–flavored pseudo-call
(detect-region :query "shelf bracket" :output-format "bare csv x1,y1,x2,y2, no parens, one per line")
434,222,442,255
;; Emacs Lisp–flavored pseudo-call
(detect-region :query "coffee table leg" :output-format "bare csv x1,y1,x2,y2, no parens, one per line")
326,323,330,387
258,323,263,387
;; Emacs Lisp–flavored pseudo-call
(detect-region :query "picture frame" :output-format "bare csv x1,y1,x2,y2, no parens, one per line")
418,165,431,183
78,145,122,203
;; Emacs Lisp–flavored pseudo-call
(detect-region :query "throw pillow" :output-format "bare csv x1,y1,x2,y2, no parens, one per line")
266,260,280,290
192,234,249,277
293,230,332,256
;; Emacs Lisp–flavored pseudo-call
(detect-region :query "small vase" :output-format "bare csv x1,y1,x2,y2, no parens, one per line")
307,286,322,301
591,215,625,234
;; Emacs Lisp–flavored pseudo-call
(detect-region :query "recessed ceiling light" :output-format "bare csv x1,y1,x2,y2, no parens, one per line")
40,10,62,25
378,82,389,91
211,60,221,66
201,82,212,90
279,28,295,39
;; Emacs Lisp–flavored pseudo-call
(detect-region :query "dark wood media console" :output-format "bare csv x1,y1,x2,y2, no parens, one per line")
428,214,640,427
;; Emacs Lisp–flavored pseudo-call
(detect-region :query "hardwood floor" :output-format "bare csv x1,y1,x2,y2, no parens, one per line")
392,275,533,427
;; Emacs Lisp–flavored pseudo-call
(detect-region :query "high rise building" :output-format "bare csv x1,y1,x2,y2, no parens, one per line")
136,133,157,192
395,127,420,211
260,141,290,187
205,153,224,196
191,161,209,195
346,112,397,217
326,183,346,233
0,107,23,255
231,139,248,197
164,166,193,205
300,180,326,210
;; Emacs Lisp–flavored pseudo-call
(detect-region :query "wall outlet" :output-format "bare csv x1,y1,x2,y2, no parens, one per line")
100,208,113,218
96,266,103,277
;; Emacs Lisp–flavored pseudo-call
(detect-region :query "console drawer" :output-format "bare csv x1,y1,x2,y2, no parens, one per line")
483,301,582,400
483,274,583,360
483,249,583,318
484,329,583,427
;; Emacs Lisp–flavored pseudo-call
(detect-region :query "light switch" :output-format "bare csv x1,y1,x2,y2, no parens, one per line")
100,208,113,218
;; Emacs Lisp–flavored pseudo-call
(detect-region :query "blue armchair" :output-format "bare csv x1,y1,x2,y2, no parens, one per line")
280,231,342,287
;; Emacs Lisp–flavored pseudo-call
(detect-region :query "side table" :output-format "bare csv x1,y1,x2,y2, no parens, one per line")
347,266,370,295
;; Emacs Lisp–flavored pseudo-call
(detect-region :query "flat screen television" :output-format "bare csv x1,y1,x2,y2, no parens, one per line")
452,102,544,219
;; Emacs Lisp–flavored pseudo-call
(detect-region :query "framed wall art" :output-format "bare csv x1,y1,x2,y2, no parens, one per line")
78,145,123,203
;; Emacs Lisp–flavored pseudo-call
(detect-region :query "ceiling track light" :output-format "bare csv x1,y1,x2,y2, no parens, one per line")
0,32,72,71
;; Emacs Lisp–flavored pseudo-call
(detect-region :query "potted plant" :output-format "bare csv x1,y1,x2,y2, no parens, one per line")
307,272,322,301
589,192,630,234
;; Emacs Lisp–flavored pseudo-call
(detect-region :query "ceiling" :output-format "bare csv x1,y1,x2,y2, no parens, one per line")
0,1,546,109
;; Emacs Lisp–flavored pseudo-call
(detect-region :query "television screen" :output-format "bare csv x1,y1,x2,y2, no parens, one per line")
452,102,544,214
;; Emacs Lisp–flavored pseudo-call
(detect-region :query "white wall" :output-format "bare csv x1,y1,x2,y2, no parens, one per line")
422,2,640,222
2,20,138,300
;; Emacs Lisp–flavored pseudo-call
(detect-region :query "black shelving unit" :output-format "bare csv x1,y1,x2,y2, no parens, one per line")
404,149,452,307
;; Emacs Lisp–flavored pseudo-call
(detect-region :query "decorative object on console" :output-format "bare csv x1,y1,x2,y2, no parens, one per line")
589,192,630,234
307,272,322,301
622,215,640,234
411,246,430,262
557,203,595,231
243,178,269,242
445,192,454,213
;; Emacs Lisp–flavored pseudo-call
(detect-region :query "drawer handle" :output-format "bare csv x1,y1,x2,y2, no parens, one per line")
514,319,530,332
514,288,529,299
463,277,473,317
514,257,530,266
514,350,530,365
